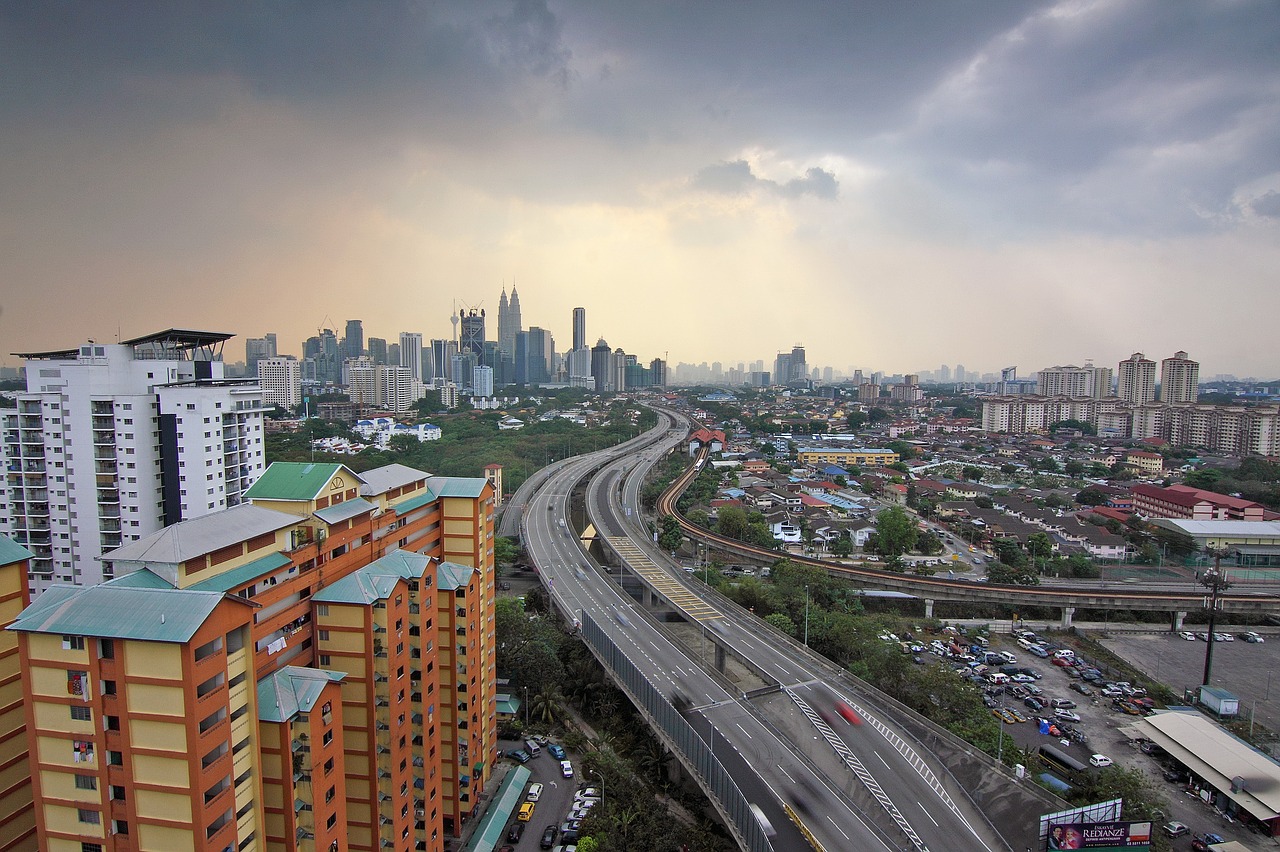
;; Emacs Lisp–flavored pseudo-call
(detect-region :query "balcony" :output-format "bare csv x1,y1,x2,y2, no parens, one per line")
97,489,120,505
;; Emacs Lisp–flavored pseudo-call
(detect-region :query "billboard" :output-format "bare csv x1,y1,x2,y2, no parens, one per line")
1047,821,1152,851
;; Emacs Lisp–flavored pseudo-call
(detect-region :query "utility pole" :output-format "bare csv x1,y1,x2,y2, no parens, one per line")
1200,546,1233,687
804,585,810,647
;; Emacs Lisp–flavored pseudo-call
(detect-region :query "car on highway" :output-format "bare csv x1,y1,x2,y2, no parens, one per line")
527,782,544,801
1090,754,1113,768
835,701,863,725
560,759,574,778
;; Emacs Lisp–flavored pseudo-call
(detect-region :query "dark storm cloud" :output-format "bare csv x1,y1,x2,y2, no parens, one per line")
691,161,838,200
886,0,1280,235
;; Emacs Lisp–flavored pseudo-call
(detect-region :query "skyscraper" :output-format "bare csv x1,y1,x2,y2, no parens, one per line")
400,332,424,382
245,334,277,376
343,318,364,360
460,308,486,363
367,336,388,365
591,338,612,392
572,307,586,351
2,330,266,596
1118,352,1157,404
1160,350,1200,404
497,286,522,361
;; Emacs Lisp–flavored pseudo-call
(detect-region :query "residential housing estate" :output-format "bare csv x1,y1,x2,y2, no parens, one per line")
3,459,497,852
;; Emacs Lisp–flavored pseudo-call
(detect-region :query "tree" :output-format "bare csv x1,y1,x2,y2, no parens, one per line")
1076,486,1108,506
1000,463,1018,476
686,508,710,529
846,411,868,430
1026,532,1054,565
831,533,853,558
916,531,945,556
974,495,994,509
961,466,984,482
658,515,683,552
1064,460,1085,477
765,613,796,636
1044,492,1070,509
494,536,521,569
716,505,749,541
867,407,891,424
871,507,918,559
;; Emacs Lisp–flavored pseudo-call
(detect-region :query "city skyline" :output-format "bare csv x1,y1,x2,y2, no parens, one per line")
2,3,1279,375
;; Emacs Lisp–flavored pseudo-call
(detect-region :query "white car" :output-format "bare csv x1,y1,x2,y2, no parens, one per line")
526,782,544,802
1179,631,1197,641
1055,710,1082,723
1090,754,1113,768
560,759,574,778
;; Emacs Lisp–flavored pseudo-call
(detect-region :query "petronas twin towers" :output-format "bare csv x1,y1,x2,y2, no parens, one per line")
497,284,522,361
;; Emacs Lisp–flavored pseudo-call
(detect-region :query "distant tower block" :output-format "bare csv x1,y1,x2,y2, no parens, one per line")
484,463,504,506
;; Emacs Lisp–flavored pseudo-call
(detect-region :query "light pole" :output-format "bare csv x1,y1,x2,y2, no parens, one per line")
590,769,605,815
996,717,1005,764
1200,547,1233,687
522,686,529,727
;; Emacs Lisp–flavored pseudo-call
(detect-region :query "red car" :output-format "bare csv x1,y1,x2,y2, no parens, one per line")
836,701,863,725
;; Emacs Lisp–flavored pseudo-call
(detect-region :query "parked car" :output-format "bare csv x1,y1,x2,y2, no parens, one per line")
548,744,567,760
518,802,536,822
1069,682,1093,696
1090,754,1113,767
1179,631,1197,641
1055,710,1081,723
1024,697,1045,711
540,824,560,849
508,749,531,764
560,759,575,778
526,782,544,802
1161,821,1189,838
1243,631,1265,643
508,822,526,842
1192,834,1226,852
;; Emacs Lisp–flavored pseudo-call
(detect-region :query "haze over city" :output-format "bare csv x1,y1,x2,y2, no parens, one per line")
2,1,1278,375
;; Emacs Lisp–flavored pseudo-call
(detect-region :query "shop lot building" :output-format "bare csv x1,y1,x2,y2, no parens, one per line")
7,460,496,852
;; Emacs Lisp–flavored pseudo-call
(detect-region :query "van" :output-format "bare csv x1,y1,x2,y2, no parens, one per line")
1053,649,1075,660
524,739,542,757
998,651,1017,665
987,673,1010,685
974,636,989,648
1027,645,1050,658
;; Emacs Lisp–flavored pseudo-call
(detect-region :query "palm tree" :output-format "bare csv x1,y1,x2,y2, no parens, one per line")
530,687,564,724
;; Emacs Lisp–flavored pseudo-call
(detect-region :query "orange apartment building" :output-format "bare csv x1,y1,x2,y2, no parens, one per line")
0,536,35,852
8,461,497,852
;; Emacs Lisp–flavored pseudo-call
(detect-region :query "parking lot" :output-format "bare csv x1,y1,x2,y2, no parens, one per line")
495,736,593,851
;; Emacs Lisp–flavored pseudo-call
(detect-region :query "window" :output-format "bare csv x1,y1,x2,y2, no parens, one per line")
62,635,85,651
98,638,114,659
325,786,335,803
324,756,335,775
81,844,104,852
74,774,98,790
70,706,91,722
322,730,333,746
326,813,337,829
317,605,329,617
77,808,100,825
102,680,116,696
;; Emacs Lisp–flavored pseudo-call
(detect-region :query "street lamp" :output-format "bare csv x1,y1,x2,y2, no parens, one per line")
522,686,529,727
1199,546,1233,687
590,769,605,815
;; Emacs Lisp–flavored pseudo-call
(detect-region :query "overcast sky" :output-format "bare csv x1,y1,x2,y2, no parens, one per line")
2,1,1278,378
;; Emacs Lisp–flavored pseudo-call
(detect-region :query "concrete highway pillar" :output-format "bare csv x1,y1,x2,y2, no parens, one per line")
924,599,934,619
1172,611,1187,630
1061,607,1075,629
642,588,653,608
714,644,726,673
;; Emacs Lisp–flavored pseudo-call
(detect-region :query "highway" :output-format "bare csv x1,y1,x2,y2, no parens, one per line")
517,408,1011,851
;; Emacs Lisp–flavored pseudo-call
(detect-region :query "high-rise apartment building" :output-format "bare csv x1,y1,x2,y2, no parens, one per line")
1036,364,1111,398
245,335,277,376
10,460,497,852
1118,353,1157,405
1161,350,1200,404
399,333,424,383
367,336,388,365
257,356,302,409
428,340,454,385
0,537,34,852
2,331,267,596
472,365,494,397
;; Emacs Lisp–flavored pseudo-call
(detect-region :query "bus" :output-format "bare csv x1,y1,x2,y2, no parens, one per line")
1038,744,1087,775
